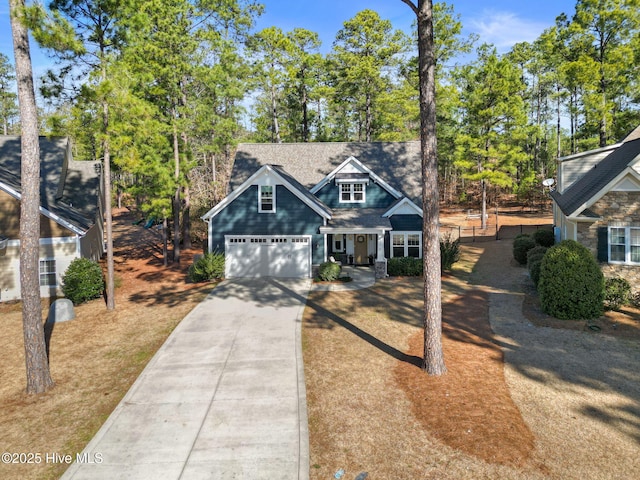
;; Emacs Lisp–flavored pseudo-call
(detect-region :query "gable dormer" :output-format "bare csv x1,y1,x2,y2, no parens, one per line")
310,156,401,209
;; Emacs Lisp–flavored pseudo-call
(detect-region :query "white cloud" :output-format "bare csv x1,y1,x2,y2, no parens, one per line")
469,11,548,51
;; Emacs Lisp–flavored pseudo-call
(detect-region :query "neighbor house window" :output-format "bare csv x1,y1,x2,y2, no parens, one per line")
339,183,365,203
609,226,640,264
39,259,56,286
334,234,344,252
392,232,422,258
259,185,274,212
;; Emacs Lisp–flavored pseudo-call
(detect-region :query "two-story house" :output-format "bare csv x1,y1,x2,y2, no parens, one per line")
201,142,423,278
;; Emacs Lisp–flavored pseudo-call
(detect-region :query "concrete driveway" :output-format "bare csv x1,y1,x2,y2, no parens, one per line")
61,278,311,480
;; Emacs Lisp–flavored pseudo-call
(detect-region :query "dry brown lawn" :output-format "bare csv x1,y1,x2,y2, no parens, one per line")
0,209,213,480
302,212,640,480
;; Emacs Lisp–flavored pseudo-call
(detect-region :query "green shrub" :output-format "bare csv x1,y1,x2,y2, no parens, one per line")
526,246,547,269
529,259,543,287
317,261,341,281
532,228,555,248
388,257,423,276
604,277,631,311
527,246,547,287
538,240,604,319
440,235,460,271
62,258,105,305
187,251,225,282
513,234,536,265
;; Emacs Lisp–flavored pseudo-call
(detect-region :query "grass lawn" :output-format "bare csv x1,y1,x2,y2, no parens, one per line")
302,240,640,479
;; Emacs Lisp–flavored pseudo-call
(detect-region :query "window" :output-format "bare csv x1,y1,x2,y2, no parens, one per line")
392,234,405,257
609,226,640,264
392,232,422,258
259,185,274,212
339,183,366,203
407,234,420,258
39,259,56,287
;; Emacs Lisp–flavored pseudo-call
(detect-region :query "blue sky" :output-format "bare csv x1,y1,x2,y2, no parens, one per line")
0,0,578,82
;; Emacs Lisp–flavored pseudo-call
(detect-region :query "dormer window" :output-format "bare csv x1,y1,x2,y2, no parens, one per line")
339,183,366,203
259,185,275,212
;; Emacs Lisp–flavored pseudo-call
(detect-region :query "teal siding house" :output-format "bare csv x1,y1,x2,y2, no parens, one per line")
201,142,424,278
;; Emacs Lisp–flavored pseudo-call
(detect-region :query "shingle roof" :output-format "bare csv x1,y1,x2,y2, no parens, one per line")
551,137,640,216
271,165,332,218
325,208,393,230
232,142,422,203
0,136,102,233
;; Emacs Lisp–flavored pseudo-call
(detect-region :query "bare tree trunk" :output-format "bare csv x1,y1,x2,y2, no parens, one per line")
10,0,54,394
172,119,180,263
271,83,281,143
103,96,115,310
402,0,446,375
182,184,191,250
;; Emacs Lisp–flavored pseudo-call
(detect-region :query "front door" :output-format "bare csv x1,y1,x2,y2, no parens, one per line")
354,234,368,265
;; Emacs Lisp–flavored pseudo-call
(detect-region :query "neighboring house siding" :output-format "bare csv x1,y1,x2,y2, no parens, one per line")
0,238,78,302
79,223,104,262
576,190,640,286
389,214,422,231
209,185,325,264
314,181,397,209
558,149,615,192
0,190,76,239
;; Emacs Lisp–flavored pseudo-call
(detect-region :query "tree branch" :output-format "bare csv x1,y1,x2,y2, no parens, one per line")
399,0,419,16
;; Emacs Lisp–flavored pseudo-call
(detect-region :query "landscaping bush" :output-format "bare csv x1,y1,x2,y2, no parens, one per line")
532,228,555,248
529,259,543,287
388,257,423,276
538,240,604,319
513,234,536,265
317,261,341,281
187,251,225,282
526,245,548,268
62,258,105,305
440,234,460,271
604,277,631,311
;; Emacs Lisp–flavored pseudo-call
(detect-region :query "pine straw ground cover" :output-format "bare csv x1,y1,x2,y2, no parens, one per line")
0,209,213,480
302,241,640,480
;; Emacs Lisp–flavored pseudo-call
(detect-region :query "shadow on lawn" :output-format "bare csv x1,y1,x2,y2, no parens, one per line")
470,240,640,445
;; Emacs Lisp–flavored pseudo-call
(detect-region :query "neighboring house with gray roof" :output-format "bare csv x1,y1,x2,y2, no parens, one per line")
0,136,104,302
202,142,423,278
551,126,640,285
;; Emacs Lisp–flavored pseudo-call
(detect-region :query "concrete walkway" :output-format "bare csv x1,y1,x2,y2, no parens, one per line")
61,278,311,480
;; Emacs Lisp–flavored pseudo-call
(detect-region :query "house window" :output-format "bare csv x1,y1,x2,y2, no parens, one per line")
609,226,640,264
392,232,422,258
334,234,344,252
339,183,366,203
259,185,274,212
407,234,420,258
39,259,56,287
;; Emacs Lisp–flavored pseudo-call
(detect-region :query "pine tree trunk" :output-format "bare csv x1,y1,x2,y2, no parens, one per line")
10,0,54,394
172,121,180,263
414,0,446,376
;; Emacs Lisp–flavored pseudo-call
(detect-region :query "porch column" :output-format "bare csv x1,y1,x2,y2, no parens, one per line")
376,231,385,260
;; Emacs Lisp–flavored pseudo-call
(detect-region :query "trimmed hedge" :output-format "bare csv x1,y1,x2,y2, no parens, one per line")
513,234,536,265
62,258,105,305
604,277,631,311
538,240,604,319
318,261,341,281
388,257,423,276
187,251,225,282
532,228,555,248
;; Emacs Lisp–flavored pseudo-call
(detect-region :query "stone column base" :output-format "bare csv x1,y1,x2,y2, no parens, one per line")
375,260,388,278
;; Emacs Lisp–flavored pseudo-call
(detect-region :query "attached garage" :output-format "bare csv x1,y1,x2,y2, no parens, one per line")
225,235,312,278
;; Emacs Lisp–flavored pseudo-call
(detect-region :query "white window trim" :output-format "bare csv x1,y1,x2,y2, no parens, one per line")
339,183,366,204
258,184,276,213
39,258,57,287
608,225,640,265
391,231,422,258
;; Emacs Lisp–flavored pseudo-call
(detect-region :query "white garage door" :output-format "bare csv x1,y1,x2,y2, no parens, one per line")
225,235,312,278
